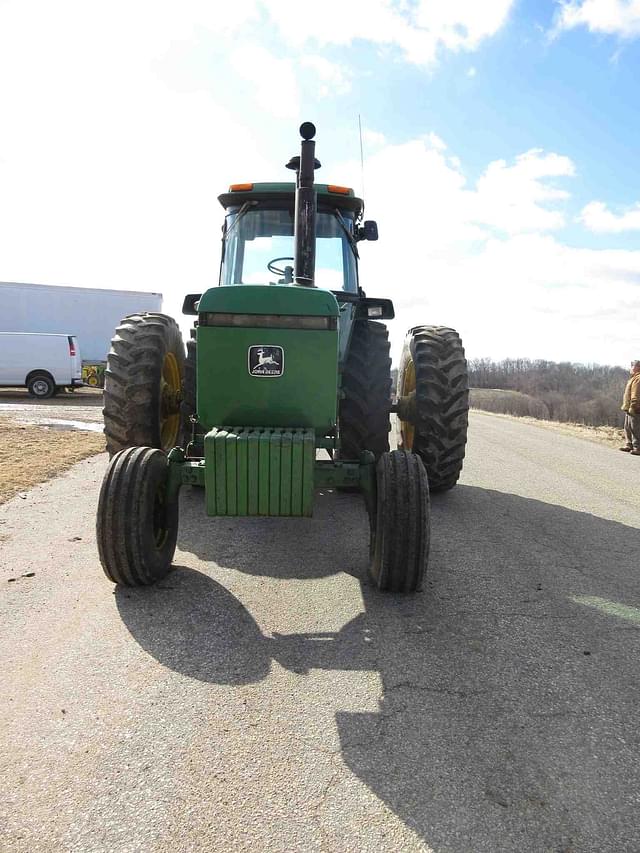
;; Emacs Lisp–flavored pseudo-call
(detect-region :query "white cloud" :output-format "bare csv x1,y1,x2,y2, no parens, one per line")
467,66,478,77
261,0,514,65
335,136,639,366
362,128,387,149
229,45,300,120
555,0,640,39
227,50,352,117
580,200,640,232
339,139,575,244
472,149,576,234
411,0,514,51
299,56,351,97
426,132,447,151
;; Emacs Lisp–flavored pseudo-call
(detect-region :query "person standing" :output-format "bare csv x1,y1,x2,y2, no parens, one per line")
620,360,640,455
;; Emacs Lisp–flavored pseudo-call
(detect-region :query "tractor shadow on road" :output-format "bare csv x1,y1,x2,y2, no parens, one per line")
115,567,271,685
175,484,370,580
116,484,640,852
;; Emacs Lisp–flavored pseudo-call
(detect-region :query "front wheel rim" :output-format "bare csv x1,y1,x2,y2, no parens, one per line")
153,483,170,548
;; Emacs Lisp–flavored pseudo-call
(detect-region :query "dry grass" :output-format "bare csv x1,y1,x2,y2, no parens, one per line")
0,416,105,505
470,388,549,419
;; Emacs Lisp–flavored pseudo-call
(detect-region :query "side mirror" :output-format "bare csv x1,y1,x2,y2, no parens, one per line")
182,294,202,315
357,220,378,241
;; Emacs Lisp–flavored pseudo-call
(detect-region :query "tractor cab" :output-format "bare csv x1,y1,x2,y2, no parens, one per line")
217,183,365,294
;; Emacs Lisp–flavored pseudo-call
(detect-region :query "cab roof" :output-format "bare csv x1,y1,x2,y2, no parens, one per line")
218,182,363,216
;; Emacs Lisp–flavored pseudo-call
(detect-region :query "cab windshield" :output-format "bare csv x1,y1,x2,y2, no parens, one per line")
220,207,358,293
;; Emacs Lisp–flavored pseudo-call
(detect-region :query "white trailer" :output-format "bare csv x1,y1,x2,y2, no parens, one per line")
0,282,162,364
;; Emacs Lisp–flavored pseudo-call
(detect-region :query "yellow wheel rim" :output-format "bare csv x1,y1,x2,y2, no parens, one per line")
87,375,99,387
399,356,416,450
160,351,181,451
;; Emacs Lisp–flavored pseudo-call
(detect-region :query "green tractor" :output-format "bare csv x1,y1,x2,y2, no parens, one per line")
98,122,469,593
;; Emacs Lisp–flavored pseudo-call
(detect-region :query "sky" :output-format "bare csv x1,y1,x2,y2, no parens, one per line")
1,0,639,367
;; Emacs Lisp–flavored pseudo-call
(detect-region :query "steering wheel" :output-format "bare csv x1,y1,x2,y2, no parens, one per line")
267,256,294,276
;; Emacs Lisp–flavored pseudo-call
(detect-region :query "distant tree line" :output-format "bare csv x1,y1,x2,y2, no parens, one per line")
467,358,628,427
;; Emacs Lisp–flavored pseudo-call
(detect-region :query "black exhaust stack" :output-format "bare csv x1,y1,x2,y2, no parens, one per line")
286,121,320,287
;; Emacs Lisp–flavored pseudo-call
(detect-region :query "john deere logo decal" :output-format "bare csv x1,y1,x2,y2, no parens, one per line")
248,345,284,377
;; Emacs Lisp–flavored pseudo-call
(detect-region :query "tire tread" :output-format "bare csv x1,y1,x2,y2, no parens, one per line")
401,325,469,491
96,446,178,586
340,321,392,460
102,313,184,457
370,450,430,593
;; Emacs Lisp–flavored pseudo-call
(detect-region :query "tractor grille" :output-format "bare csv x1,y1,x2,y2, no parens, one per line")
200,312,337,330
204,427,315,517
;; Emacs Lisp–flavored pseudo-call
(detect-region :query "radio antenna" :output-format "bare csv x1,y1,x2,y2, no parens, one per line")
358,114,366,214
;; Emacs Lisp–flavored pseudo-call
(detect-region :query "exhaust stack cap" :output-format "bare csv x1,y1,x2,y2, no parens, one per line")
300,122,316,140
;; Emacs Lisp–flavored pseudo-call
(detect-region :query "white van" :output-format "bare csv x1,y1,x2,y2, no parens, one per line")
0,332,83,397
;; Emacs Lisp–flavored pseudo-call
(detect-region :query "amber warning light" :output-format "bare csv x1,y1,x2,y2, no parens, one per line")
229,183,254,192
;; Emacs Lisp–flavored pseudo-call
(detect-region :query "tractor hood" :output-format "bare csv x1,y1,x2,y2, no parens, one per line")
197,284,339,318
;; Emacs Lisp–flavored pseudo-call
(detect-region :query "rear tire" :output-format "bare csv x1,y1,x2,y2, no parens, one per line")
96,446,178,586
27,373,55,398
369,450,430,593
339,320,391,460
103,313,185,457
397,326,468,492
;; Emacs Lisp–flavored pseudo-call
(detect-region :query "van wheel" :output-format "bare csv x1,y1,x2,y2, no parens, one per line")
27,373,56,399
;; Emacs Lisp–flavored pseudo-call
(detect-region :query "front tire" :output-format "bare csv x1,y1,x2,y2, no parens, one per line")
96,447,178,586
369,450,430,593
397,326,468,492
103,313,185,457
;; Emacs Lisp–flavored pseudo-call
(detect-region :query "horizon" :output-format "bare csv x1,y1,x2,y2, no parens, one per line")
3,279,634,371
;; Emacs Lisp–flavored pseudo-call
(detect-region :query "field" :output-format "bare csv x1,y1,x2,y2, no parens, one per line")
0,390,105,504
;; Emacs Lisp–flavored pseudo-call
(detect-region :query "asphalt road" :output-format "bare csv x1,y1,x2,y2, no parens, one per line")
1,411,639,852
